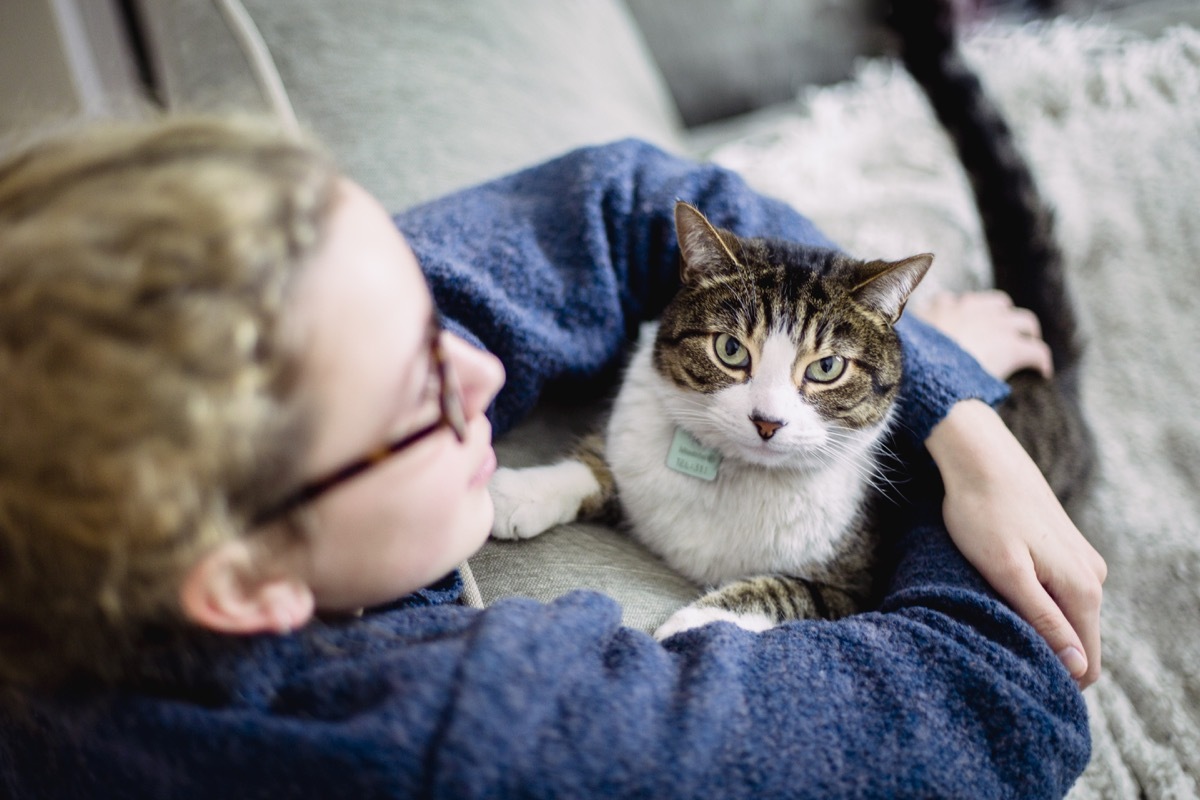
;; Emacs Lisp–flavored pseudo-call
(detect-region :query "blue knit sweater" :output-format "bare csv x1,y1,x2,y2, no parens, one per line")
0,141,1088,799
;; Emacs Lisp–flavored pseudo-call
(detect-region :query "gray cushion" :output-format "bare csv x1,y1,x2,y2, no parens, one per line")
140,0,687,212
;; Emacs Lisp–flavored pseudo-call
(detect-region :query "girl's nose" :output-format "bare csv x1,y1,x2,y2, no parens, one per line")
443,332,505,420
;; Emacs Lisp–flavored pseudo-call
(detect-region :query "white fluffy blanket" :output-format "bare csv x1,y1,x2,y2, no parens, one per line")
710,22,1200,799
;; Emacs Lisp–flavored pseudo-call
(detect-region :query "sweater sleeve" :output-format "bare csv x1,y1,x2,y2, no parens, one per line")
18,518,1089,800
395,138,1005,443
415,520,1090,800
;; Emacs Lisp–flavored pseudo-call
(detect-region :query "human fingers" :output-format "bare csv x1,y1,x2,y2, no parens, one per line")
1058,581,1103,689
985,511,1106,688
970,296,1040,342
1009,307,1042,340
925,289,1009,315
979,289,1015,308
1012,338,1054,379
980,335,1053,381
936,291,1040,334
987,550,1092,685
931,403,1105,685
1041,543,1106,688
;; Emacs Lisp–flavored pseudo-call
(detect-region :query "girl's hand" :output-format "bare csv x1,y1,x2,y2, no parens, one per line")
915,290,1053,381
927,400,1107,688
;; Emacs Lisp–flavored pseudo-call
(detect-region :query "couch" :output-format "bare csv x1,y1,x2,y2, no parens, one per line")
5,2,1200,797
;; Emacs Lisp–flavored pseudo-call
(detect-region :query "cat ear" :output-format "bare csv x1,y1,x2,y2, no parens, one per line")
851,253,934,324
675,201,740,285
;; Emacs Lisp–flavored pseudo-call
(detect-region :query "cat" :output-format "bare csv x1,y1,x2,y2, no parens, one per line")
490,201,934,636
490,0,1094,638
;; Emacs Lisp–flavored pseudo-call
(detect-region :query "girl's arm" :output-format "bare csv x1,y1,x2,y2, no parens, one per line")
915,291,1106,687
396,138,834,435
397,138,998,445
396,137,1103,683
44,537,1088,799
928,400,1106,687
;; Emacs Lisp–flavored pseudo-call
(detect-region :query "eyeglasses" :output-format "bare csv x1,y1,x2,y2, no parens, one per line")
251,315,466,526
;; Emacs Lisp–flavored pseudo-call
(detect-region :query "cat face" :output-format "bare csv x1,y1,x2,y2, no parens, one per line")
653,202,931,469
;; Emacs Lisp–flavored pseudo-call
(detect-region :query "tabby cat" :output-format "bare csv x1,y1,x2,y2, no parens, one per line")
490,0,1093,637
490,204,933,635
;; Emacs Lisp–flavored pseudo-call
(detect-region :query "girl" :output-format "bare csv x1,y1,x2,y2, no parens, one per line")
0,117,1103,799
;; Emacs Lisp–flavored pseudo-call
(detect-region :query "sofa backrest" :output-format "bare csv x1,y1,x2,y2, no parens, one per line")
136,0,686,212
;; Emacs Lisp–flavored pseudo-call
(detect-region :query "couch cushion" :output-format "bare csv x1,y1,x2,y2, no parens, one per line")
138,0,685,212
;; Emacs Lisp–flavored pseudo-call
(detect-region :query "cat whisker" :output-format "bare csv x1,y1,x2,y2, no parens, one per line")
807,437,898,494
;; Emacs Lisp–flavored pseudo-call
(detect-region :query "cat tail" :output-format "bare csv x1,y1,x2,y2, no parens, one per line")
887,0,1094,506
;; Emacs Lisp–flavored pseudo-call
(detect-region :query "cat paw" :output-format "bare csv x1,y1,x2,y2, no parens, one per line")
488,463,595,541
653,606,776,641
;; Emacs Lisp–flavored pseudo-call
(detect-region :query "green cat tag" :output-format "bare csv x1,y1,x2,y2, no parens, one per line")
667,427,722,481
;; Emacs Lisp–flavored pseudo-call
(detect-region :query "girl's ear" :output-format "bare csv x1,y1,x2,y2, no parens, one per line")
179,539,315,635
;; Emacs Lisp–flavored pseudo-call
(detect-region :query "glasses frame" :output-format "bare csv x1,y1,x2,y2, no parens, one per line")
251,315,466,526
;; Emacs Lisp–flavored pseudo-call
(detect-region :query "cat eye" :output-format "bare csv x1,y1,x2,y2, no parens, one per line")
713,333,751,369
805,355,847,383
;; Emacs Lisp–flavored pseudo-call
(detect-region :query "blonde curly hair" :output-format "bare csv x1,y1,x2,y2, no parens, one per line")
0,117,339,687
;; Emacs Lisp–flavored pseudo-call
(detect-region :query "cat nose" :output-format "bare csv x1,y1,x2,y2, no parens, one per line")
750,415,785,441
